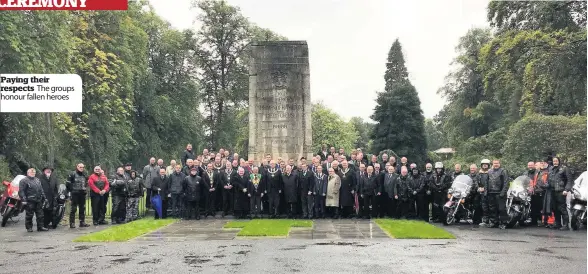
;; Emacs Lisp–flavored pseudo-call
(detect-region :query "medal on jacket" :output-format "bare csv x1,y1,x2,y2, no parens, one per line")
208,172,213,185
268,168,277,178
342,168,349,179
227,170,232,184
252,174,260,189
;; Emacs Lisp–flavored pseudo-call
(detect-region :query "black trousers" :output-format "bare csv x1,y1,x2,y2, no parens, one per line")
287,202,297,217
362,195,374,217
268,192,280,216
377,193,388,218
470,194,483,225
250,195,262,216
314,195,325,217
397,198,413,218
300,192,310,217
170,193,183,217
553,192,569,226
111,195,126,223
43,208,53,228
184,200,200,219
90,193,107,223
486,193,507,224
206,191,217,215
25,201,44,230
416,194,429,222
431,191,446,220
530,193,544,224
145,188,152,209
155,199,168,219
222,190,234,215
69,192,86,224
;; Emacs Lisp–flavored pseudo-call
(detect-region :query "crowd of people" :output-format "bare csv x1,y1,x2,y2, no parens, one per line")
15,144,576,232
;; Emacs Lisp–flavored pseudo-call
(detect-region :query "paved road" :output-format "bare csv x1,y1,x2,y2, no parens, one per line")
0,218,585,274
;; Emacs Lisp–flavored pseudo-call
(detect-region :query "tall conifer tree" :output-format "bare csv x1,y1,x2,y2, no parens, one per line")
370,39,427,164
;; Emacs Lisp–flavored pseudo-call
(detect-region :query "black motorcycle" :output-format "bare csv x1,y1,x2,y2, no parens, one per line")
51,184,68,228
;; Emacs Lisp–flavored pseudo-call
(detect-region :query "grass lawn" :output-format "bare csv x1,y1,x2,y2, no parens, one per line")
374,219,455,239
223,219,313,237
73,217,176,242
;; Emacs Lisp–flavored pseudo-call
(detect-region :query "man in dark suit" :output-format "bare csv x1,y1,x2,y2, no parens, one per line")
151,167,170,219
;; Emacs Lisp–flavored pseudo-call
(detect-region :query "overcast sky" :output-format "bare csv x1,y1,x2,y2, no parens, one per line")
149,0,490,121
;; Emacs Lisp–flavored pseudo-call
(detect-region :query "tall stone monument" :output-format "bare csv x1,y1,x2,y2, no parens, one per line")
248,41,313,164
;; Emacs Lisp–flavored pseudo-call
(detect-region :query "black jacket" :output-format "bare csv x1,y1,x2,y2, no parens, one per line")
182,174,206,201
487,168,509,195
265,168,283,194
67,171,87,194
169,171,186,194
39,173,58,206
151,175,170,199
359,173,379,196
395,175,414,200
548,165,573,192
181,149,195,166
110,174,127,196
19,176,46,203
247,173,265,196
297,170,314,194
314,173,328,196
127,177,144,198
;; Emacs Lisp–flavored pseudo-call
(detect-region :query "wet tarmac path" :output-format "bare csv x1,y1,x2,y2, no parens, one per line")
0,217,585,274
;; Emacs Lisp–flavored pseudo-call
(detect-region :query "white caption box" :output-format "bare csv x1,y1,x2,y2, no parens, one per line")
0,74,82,113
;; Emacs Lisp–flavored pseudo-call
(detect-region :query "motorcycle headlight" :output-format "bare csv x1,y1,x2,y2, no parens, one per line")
10,191,18,199
453,192,461,198
518,192,527,199
448,188,454,194
59,194,65,199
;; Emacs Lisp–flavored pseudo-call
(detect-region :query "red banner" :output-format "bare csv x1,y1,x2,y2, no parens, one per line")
0,0,128,10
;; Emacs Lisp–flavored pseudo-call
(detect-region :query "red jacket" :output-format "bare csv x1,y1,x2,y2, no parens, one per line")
88,173,110,194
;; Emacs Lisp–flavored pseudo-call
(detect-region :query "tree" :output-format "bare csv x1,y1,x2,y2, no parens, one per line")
370,39,427,164
488,1,586,32
312,103,358,154
349,117,373,151
192,0,285,150
424,119,446,151
436,28,495,147
502,114,586,176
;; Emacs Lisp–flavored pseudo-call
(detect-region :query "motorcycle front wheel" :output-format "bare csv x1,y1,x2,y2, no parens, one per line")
570,209,583,231
1,207,14,227
443,208,455,226
506,211,519,228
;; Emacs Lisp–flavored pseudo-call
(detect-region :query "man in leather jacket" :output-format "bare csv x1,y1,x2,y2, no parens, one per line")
547,157,573,230
110,167,128,224
19,168,49,232
66,163,90,228
483,160,509,229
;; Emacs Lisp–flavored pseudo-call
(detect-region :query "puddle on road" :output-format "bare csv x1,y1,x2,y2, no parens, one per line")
111,257,131,264
481,239,529,243
74,245,93,251
281,245,307,251
314,241,371,247
235,250,250,255
535,247,554,253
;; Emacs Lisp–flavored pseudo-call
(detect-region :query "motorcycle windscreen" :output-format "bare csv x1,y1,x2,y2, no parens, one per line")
11,175,25,188
57,184,67,195
573,171,588,200
450,175,473,197
508,176,531,196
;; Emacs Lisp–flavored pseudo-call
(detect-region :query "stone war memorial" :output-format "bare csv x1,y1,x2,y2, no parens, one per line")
248,41,313,163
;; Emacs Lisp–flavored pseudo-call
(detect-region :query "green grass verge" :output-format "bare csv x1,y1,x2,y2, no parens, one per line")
72,217,176,242
374,219,455,239
224,219,313,237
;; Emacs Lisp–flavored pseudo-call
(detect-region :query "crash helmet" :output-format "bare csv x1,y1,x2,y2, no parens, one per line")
434,162,443,169
480,159,490,168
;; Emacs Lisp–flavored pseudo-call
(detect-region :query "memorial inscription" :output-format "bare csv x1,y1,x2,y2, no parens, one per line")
248,41,313,163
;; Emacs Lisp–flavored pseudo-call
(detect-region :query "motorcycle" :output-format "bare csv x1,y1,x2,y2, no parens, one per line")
505,175,532,228
0,175,25,227
443,175,473,225
570,171,587,230
51,184,68,229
